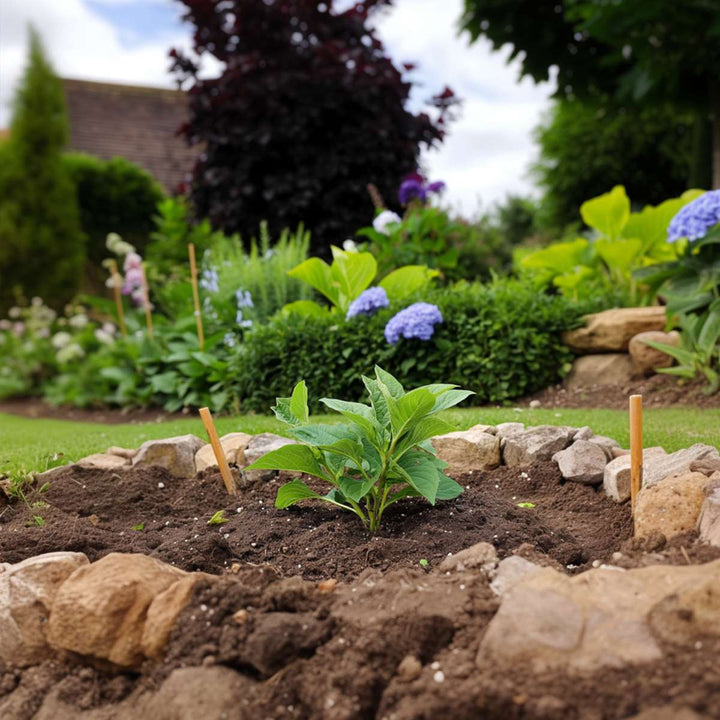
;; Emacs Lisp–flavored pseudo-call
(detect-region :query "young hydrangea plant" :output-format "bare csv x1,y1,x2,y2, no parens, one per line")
245,366,473,532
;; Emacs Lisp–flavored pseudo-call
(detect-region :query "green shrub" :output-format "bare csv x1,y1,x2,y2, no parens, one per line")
235,279,582,411
63,153,165,267
0,29,84,314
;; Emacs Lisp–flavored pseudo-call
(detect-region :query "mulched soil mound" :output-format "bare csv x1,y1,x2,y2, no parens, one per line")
526,375,720,410
0,462,633,578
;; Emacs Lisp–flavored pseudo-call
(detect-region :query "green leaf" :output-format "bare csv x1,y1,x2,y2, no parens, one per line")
275,478,322,509
641,339,695,366
289,380,309,425
394,450,442,504
595,238,643,272
320,398,378,436
281,300,330,318
329,247,377,306
288,257,340,306
245,444,325,478
207,510,229,525
379,265,439,300
131,522,144,531
291,423,357,446
388,388,436,436
395,416,457,456
150,371,177,395
430,389,475,413
436,473,464,501
362,375,391,430
580,185,630,240
337,474,374,503
374,366,404,398
517,502,536,509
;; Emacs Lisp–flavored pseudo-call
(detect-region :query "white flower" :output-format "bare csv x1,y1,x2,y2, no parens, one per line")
102,322,116,335
69,314,88,329
31,297,43,307
372,210,402,236
94,329,114,345
343,239,358,252
51,332,72,349
8,307,21,319
0,320,11,330
56,343,84,363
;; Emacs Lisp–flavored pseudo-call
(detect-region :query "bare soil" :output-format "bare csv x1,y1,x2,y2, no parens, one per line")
1,463,719,719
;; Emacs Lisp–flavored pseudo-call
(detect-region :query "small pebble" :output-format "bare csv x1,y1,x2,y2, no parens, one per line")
433,671,445,683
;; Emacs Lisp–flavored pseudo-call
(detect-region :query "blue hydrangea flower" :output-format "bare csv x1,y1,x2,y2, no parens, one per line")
667,190,720,242
346,287,390,320
384,302,443,345
200,267,219,293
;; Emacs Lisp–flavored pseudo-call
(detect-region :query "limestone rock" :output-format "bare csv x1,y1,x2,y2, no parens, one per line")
563,306,667,353
635,472,710,540
195,432,253,472
134,666,256,720
644,444,720,488
0,552,89,668
438,542,498,574
76,453,130,470
478,560,720,674
586,434,622,460
572,426,593,441
603,447,668,502
690,456,720,476
565,354,635,390
242,433,299,482
552,440,608,485
502,425,575,467
629,330,680,376
47,553,187,668
142,573,217,660
106,446,137,460
495,422,524,439
132,434,205,478
489,556,543,597
431,428,500,474
698,486,720,547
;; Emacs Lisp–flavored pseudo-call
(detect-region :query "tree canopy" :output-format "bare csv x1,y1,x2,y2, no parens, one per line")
171,0,457,251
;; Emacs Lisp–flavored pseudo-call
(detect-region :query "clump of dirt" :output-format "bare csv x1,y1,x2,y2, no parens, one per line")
526,375,720,409
0,462,632,578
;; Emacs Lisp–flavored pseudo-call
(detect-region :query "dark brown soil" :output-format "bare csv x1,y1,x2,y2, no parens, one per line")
0,462,633,578
526,375,720,410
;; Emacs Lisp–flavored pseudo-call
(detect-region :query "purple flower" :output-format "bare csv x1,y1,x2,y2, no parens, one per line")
667,190,720,242
427,181,446,194
399,178,427,205
384,302,443,345
346,287,389,320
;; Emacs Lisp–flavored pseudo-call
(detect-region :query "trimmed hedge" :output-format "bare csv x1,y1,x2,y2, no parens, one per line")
235,281,583,411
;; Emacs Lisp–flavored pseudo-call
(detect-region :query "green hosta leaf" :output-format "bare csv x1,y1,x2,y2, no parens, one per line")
289,380,309,425
581,185,630,240
245,444,325,478
520,238,590,275
329,247,377,306
281,300,330,318
288,257,340,306
379,265,439,300
275,479,322,509
436,473,464,501
595,238,643,273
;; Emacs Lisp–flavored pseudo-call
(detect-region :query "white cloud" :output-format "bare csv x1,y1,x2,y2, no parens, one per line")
0,0,555,213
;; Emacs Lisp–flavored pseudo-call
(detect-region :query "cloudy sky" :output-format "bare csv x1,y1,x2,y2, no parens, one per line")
0,0,555,214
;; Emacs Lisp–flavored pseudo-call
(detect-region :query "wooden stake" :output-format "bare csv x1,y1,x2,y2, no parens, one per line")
199,407,237,496
108,260,127,337
140,263,153,340
188,243,204,349
629,394,643,512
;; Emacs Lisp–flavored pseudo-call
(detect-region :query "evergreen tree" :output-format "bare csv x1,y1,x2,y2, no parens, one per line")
0,27,85,312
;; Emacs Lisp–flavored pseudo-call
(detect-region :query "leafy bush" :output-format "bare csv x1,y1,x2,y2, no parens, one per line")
518,186,703,306
235,279,581,411
246,367,469,532
0,29,84,314
170,0,457,251
63,153,165,268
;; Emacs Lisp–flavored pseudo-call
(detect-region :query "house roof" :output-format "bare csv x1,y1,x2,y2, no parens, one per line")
62,78,198,192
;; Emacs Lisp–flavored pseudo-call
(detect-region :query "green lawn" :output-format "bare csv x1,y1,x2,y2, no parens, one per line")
1,406,718,476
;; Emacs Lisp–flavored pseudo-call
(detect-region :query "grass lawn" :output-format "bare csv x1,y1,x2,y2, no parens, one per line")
1,406,718,476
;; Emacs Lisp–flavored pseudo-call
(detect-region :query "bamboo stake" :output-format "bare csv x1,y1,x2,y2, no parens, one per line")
108,260,127,337
188,243,205,349
629,394,643,513
199,407,237,496
140,262,153,340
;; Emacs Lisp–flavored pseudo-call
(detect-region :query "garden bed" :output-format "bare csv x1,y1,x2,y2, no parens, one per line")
2,454,720,720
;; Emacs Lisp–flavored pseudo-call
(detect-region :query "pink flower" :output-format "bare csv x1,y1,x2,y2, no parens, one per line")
124,252,143,271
